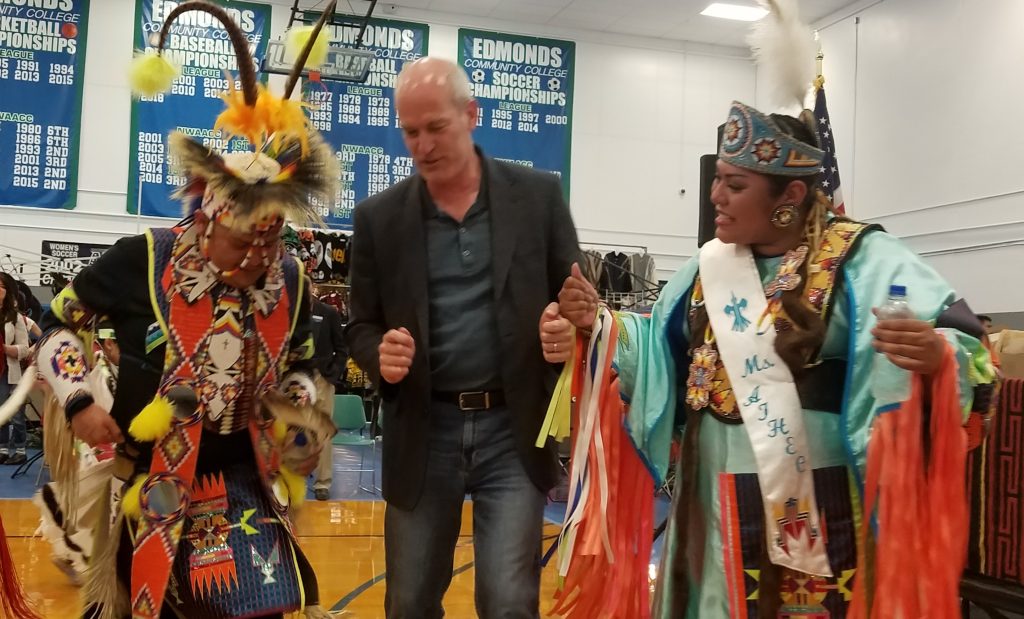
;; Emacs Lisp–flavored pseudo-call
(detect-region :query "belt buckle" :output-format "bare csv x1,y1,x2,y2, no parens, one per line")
458,391,489,411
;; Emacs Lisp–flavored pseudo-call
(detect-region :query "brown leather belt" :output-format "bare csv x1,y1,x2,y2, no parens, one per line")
432,389,505,411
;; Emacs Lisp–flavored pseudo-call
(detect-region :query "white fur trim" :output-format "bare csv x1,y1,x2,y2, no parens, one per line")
281,371,317,406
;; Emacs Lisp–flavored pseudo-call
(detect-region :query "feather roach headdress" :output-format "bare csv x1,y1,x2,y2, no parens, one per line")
747,0,817,111
128,1,340,231
717,0,824,177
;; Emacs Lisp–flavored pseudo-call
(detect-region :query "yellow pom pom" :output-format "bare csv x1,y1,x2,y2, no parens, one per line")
279,466,307,508
128,48,180,97
286,25,330,69
128,395,174,442
121,475,145,520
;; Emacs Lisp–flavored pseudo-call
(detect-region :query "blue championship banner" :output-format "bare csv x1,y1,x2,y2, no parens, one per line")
458,29,574,201
304,16,428,230
128,0,270,218
0,0,89,210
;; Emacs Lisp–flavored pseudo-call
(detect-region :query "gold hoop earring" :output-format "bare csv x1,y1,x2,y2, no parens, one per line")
770,204,798,228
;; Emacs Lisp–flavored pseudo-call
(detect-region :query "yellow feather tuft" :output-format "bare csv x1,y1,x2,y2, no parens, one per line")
128,49,180,98
279,466,307,508
265,94,311,156
214,78,261,147
213,83,311,155
121,475,145,520
272,419,289,445
286,25,330,69
128,396,174,442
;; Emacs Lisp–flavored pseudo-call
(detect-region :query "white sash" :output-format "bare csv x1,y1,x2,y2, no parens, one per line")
699,240,832,577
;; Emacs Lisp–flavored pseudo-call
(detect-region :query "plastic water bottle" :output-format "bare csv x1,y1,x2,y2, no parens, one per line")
871,285,915,405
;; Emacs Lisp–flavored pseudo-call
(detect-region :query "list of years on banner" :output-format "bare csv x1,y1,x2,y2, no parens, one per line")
134,74,252,188
1,0,84,201
301,17,427,226
10,120,71,192
130,0,270,217
305,87,415,215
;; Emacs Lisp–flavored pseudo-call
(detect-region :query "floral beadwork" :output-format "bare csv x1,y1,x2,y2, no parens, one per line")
686,343,719,411
759,245,809,334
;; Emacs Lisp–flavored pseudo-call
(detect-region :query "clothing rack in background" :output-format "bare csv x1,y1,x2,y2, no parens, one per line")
580,241,648,253
296,228,351,289
597,255,659,290
312,282,349,292
580,241,660,312
314,282,350,324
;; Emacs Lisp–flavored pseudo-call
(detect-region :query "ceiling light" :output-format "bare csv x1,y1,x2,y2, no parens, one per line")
700,3,769,21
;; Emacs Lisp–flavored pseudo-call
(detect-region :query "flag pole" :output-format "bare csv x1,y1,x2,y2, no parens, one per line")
814,30,824,90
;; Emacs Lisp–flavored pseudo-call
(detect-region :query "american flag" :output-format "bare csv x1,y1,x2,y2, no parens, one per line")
813,86,845,215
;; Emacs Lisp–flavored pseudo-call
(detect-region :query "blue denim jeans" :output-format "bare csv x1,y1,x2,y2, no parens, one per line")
0,376,26,453
384,402,546,619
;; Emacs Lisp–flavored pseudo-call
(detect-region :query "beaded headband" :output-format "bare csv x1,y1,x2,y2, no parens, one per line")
719,101,823,177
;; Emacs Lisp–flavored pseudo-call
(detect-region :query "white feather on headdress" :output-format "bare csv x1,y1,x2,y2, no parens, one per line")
747,0,817,108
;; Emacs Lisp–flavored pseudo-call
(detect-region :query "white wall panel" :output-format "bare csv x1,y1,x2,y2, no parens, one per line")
816,0,1024,311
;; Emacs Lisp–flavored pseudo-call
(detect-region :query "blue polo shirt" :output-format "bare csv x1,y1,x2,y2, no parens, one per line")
422,173,502,392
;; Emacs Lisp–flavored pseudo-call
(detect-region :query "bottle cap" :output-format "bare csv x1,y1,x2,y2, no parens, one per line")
889,285,907,297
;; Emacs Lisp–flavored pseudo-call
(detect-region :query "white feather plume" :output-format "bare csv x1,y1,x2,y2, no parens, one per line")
747,0,817,108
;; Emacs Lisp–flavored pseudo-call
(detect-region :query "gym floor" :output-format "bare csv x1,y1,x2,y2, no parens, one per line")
0,444,667,618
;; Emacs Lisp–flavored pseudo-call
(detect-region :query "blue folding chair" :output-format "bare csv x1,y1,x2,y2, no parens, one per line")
332,394,378,493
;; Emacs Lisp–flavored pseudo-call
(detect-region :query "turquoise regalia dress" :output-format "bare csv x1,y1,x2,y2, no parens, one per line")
611,221,995,618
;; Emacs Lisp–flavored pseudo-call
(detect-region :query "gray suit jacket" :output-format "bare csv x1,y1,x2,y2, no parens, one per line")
346,153,581,509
